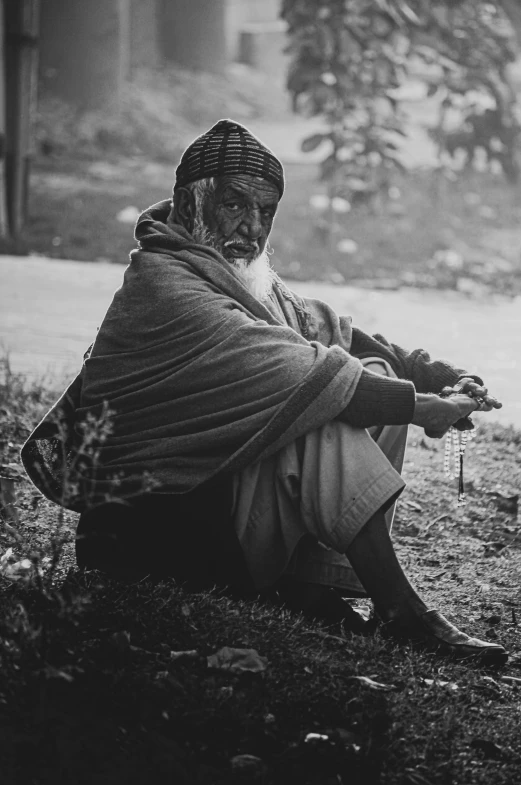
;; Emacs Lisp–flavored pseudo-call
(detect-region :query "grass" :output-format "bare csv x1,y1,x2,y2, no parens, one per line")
2,155,521,299
1,362,521,784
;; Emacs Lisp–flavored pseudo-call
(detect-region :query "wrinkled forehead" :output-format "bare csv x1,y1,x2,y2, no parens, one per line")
213,174,281,204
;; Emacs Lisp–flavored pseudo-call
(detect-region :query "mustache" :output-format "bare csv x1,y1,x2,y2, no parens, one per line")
223,240,260,254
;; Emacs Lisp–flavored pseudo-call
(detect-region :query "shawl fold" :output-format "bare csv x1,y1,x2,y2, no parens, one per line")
22,201,363,511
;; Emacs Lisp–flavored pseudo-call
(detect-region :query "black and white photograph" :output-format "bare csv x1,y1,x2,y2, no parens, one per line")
0,1,520,783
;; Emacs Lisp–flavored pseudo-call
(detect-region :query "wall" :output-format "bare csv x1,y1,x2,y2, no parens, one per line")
39,0,124,110
159,0,227,73
130,0,161,71
225,0,280,59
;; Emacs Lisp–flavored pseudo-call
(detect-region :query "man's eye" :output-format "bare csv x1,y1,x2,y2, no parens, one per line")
262,209,274,220
225,202,241,212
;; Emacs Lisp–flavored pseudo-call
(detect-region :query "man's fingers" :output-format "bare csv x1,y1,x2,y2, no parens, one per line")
468,383,488,397
480,397,502,411
474,395,502,412
457,379,488,397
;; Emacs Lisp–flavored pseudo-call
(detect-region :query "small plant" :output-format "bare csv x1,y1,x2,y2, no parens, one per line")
281,0,520,246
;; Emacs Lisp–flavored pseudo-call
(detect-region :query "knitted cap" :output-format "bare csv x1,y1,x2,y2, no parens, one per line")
174,119,284,198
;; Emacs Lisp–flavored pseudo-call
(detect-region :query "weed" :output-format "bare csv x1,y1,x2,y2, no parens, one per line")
0,367,520,784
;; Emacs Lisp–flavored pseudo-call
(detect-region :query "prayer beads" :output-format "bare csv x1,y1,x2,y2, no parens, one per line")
443,426,475,506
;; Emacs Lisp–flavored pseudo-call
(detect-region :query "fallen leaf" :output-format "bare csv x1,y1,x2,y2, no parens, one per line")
482,676,500,687
0,547,13,569
403,500,422,512
43,666,75,683
2,558,33,582
169,649,199,662
129,644,158,657
423,513,450,534
349,603,372,622
422,678,459,691
230,754,265,773
348,675,397,691
425,570,447,581
304,733,329,743
207,646,268,673
404,769,434,785
500,675,521,686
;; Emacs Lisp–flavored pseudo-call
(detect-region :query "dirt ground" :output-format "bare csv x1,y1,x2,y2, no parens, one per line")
1,368,520,784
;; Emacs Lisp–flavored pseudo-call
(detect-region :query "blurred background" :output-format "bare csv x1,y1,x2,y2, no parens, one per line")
1,0,521,421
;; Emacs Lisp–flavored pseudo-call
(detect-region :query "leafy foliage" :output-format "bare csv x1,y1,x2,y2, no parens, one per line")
281,0,520,198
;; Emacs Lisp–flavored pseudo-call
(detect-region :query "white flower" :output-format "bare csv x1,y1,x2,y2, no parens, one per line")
321,72,336,86
337,147,354,162
337,238,359,254
331,197,351,214
309,194,330,211
116,206,140,224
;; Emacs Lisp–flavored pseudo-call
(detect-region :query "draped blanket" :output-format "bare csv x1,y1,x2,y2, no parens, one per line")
22,200,363,510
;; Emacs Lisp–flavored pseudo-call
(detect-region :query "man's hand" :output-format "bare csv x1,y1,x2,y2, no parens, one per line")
412,391,502,439
453,377,501,411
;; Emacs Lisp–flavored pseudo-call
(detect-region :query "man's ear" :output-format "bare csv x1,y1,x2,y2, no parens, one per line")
171,187,195,233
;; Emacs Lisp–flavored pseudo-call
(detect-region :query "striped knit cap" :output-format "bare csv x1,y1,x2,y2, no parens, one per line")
174,119,284,198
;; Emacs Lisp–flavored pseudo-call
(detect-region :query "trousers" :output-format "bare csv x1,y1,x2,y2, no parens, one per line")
232,358,408,593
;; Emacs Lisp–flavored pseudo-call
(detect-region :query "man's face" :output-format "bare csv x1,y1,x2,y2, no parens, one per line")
201,174,279,264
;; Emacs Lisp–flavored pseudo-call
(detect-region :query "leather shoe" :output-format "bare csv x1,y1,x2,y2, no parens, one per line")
385,608,508,665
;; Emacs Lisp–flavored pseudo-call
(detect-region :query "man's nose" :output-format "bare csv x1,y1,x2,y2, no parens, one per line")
239,208,262,240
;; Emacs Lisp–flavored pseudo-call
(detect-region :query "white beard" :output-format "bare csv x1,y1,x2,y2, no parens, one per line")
192,217,274,302
230,251,275,302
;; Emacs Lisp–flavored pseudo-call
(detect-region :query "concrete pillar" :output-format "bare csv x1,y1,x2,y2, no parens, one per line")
39,0,129,110
130,0,161,71
160,0,227,74
4,0,40,236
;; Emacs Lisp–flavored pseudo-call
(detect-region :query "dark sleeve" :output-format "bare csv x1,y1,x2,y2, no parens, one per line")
337,368,416,428
349,327,483,394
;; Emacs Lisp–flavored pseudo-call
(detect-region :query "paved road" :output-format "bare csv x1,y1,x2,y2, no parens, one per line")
1,255,520,427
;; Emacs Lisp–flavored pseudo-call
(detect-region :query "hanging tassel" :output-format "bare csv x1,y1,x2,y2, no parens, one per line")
444,426,474,506
458,434,466,507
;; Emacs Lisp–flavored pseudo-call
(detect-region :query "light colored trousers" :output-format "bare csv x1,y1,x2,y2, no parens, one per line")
232,358,408,593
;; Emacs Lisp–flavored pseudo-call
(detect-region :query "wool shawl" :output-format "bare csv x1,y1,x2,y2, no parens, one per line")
22,200,363,511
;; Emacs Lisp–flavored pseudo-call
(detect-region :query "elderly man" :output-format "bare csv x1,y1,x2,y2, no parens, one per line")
23,120,506,664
